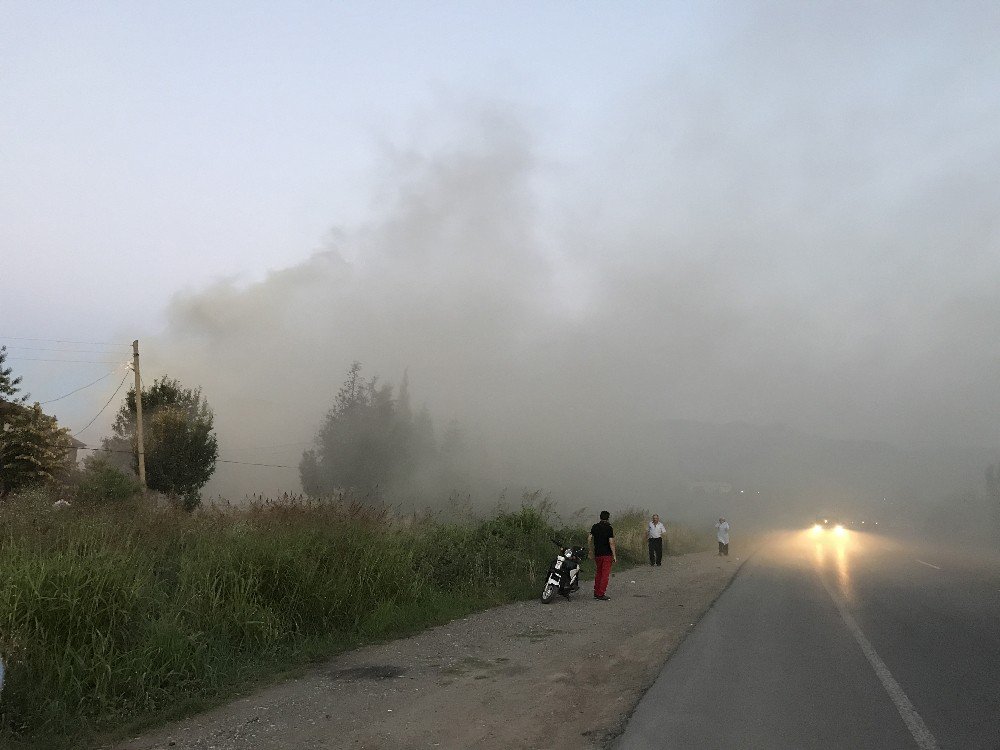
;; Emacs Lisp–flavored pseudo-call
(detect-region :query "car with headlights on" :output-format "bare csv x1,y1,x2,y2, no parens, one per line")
811,516,847,535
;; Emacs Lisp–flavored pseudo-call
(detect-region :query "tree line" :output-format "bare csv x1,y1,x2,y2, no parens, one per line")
6,345,1000,521
3,349,465,505
0,345,217,505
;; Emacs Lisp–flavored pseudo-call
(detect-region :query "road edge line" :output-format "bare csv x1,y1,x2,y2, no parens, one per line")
819,576,940,750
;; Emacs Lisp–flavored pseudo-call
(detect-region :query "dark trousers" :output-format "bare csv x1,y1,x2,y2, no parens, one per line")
718,541,729,556
648,537,663,566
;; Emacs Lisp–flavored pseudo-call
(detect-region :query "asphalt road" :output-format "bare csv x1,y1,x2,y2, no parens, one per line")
615,530,1000,750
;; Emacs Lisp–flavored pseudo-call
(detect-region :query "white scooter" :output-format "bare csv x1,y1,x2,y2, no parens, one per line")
540,539,586,604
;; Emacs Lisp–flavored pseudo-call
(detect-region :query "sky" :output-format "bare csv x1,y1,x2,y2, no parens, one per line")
2,1,999,502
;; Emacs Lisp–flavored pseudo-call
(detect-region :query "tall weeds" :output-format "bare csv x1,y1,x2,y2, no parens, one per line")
0,491,701,748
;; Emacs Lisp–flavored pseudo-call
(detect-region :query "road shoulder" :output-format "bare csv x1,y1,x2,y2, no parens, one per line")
118,550,746,750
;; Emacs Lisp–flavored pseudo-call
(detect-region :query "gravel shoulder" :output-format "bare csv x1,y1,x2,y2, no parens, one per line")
117,549,746,750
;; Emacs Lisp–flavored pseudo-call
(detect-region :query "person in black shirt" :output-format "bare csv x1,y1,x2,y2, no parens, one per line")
588,510,617,600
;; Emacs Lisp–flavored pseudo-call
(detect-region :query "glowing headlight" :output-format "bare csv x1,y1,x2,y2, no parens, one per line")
834,524,846,535
811,524,823,533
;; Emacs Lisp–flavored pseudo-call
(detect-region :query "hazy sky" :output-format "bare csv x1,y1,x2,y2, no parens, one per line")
3,2,999,498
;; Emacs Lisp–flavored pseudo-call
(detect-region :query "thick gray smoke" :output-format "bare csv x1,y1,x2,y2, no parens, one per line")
142,7,1000,521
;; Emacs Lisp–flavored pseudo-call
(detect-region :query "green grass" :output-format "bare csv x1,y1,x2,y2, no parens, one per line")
0,490,707,748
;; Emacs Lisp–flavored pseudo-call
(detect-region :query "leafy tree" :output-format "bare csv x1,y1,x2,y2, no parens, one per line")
0,345,28,406
301,362,474,500
105,375,218,508
301,362,388,494
302,362,443,496
0,347,73,496
0,403,74,497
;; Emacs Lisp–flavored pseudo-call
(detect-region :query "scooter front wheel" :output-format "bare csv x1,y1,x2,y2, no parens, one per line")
540,582,558,604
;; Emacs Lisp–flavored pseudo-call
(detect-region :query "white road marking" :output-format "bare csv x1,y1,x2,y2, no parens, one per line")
820,576,940,750
916,560,941,570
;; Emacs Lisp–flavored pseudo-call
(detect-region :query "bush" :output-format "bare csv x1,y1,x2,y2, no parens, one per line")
73,457,142,504
665,522,715,555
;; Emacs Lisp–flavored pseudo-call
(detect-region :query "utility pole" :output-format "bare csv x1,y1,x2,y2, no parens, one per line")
132,339,146,491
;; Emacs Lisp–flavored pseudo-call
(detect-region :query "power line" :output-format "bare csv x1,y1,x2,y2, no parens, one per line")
7,357,125,364
2,345,130,354
216,458,298,469
73,372,130,437
227,440,313,452
76,446,297,470
39,370,118,405
0,336,129,347
12,335,297,472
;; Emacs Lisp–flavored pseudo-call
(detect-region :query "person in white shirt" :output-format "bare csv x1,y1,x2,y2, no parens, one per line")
647,514,667,566
715,517,730,556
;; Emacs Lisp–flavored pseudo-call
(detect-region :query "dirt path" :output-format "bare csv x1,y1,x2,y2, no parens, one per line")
117,550,745,750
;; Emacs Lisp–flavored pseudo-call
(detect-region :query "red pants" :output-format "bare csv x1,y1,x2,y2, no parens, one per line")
594,555,612,596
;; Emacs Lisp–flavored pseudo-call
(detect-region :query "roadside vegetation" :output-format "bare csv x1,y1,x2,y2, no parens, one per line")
1,354,713,747
2,331,995,747
0,486,710,749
